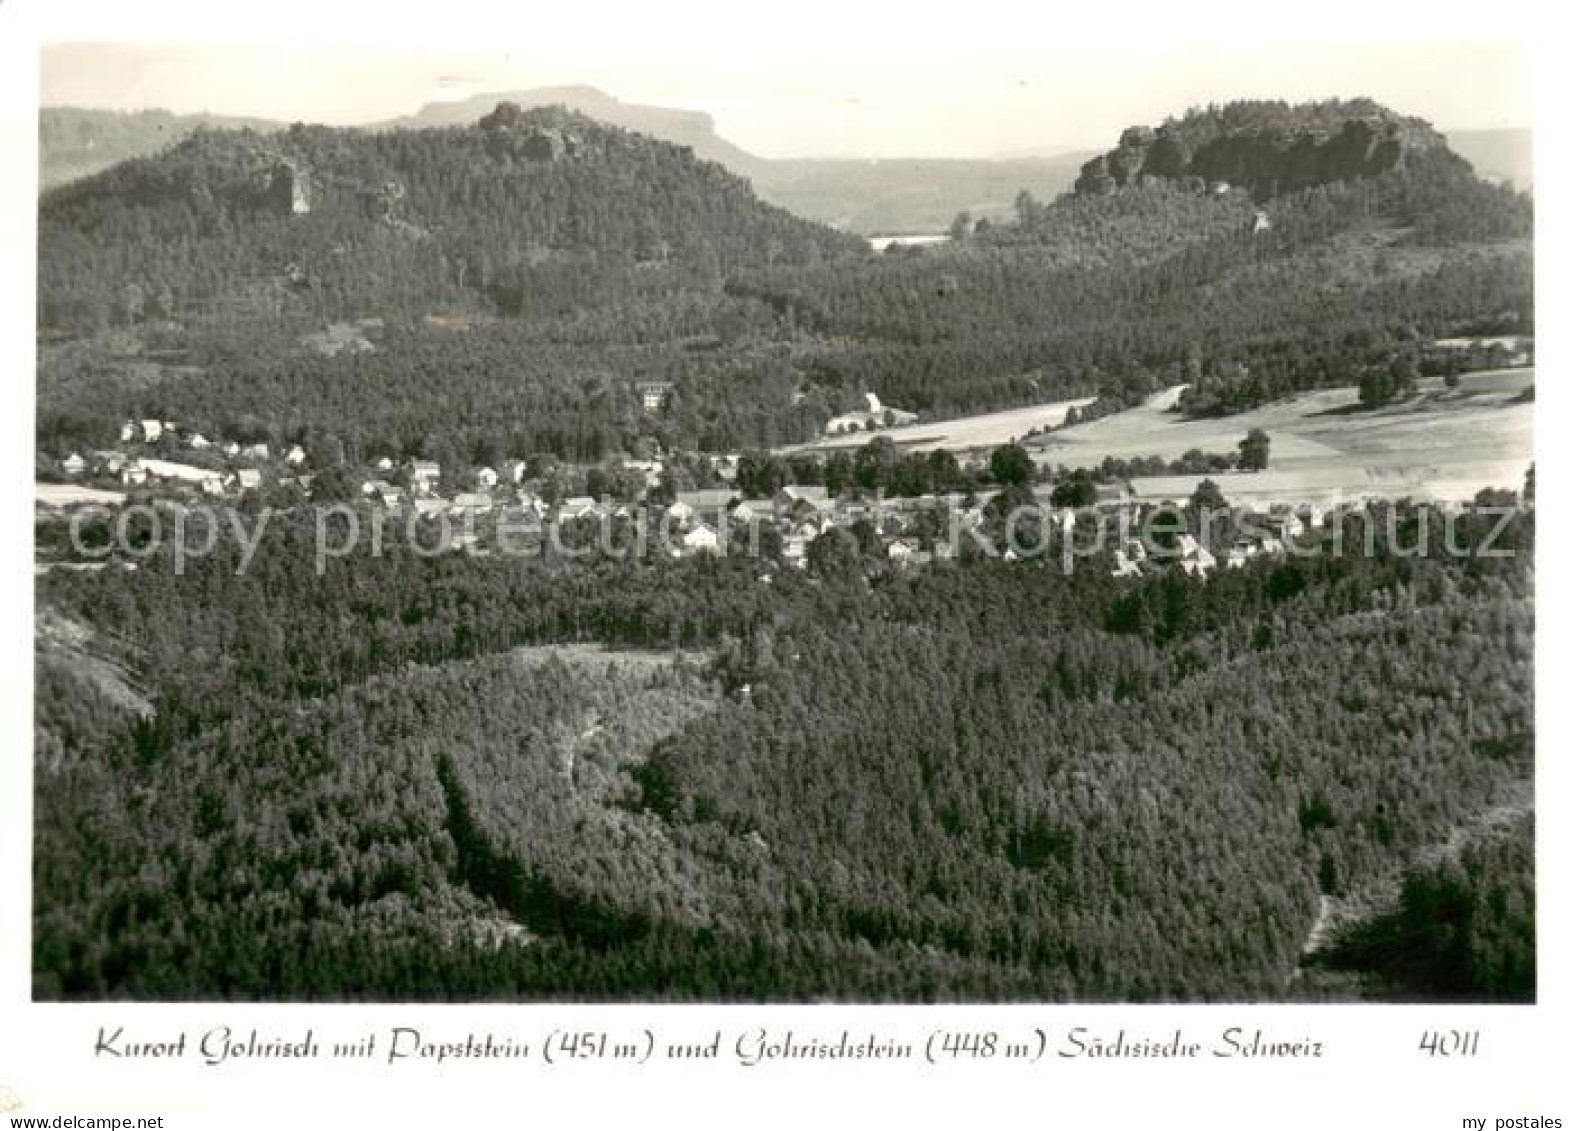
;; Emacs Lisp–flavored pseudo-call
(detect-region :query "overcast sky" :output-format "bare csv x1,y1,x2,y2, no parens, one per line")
37,8,1533,160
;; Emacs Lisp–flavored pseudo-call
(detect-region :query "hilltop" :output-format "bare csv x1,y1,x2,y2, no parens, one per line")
38,103,861,338
380,84,766,174
36,92,1090,233
1073,98,1448,198
737,98,1530,425
35,95,1532,467
39,92,1527,234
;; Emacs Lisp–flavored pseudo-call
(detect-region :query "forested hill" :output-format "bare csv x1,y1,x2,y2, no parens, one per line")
739,99,1531,421
35,96,1534,456
1075,99,1462,199
38,103,863,336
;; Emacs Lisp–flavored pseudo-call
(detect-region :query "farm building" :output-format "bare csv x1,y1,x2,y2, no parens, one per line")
138,458,224,493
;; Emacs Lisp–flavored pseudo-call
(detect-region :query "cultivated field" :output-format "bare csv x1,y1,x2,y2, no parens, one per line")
778,370,1532,504
1030,369,1534,504
783,396,1098,455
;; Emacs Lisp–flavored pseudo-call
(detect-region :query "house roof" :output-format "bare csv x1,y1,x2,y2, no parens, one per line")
778,485,829,504
139,458,222,483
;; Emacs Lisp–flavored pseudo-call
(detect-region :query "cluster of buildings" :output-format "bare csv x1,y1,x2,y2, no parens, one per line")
50,418,1336,577
54,420,308,498
346,477,978,566
1108,507,1313,580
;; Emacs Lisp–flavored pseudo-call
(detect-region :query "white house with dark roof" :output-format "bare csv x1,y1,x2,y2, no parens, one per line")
682,523,720,554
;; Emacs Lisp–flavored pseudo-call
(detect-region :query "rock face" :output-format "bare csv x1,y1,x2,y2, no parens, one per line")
478,102,585,162
1074,99,1446,199
265,160,311,215
361,179,406,222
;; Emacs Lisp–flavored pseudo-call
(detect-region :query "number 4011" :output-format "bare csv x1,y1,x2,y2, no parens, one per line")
1419,1030,1481,1057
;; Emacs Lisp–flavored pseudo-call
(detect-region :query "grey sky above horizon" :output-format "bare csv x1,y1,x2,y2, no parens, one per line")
40,40,1531,161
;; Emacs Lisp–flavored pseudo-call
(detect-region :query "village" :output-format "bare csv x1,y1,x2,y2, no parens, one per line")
33,408,1375,580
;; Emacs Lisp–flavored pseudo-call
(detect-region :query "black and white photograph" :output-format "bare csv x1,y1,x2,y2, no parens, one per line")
1,1,1561,1125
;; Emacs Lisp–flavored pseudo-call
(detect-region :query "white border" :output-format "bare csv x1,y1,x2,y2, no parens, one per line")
2,3,1563,1126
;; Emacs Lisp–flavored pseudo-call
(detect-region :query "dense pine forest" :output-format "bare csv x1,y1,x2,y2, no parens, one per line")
34,501,1533,1000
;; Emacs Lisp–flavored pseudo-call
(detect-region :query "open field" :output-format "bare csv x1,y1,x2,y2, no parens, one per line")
782,396,1097,456
1030,370,1533,505
506,642,712,671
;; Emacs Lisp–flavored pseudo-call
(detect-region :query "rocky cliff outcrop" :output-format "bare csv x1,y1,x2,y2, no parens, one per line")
1074,99,1448,199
